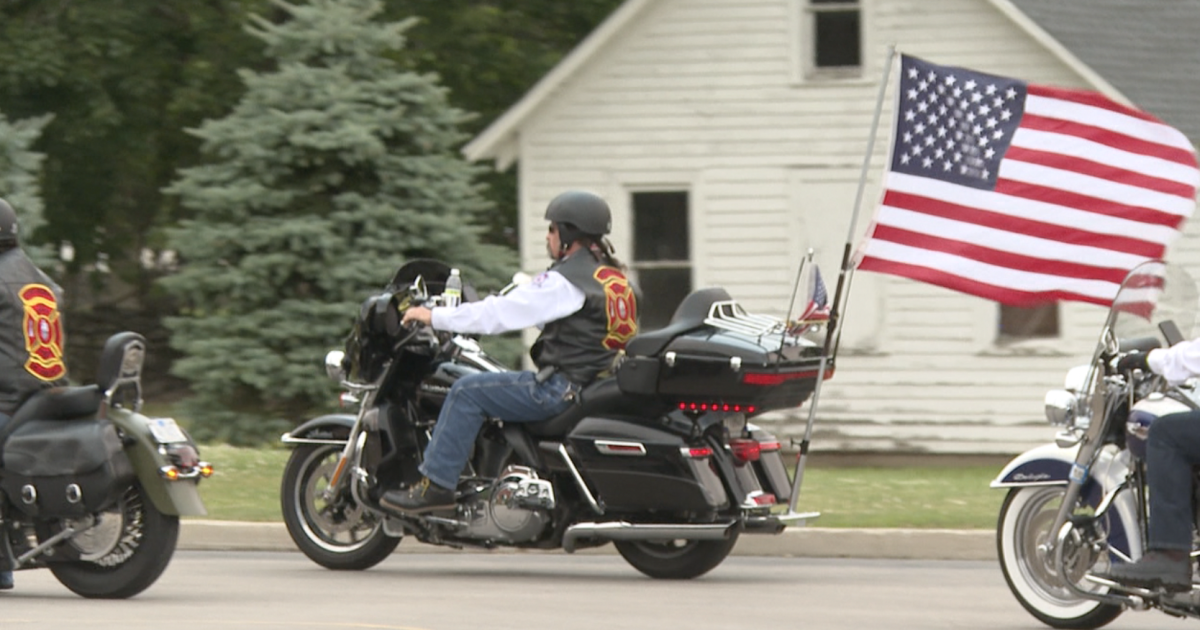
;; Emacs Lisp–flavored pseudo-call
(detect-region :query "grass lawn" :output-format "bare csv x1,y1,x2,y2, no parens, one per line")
190,443,1007,529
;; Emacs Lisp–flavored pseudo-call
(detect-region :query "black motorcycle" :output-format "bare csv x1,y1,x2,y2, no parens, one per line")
281,259,827,578
0,332,211,598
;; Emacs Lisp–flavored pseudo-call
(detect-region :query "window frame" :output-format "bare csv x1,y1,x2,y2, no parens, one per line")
789,0,866,84
629,190,693,331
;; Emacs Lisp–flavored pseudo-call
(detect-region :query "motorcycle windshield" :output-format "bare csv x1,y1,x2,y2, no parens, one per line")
1105,260,1200,350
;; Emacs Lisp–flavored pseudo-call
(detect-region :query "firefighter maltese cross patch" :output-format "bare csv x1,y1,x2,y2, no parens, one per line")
20,284,66,381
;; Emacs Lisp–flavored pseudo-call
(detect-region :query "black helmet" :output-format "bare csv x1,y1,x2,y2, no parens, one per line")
0,199,18,248
544,191,611,239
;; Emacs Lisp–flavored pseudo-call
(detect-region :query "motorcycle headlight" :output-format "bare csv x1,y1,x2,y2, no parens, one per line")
325,350,346,382
1044,389,1078,426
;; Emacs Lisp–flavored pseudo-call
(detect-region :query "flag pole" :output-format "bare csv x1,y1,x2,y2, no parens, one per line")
786,44,897,519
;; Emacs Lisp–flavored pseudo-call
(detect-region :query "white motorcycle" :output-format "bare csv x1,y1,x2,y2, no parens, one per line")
994,260,1200,628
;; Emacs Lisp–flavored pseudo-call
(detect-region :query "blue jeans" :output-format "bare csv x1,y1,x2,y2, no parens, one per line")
1146,411,1200,551
418,371,579,490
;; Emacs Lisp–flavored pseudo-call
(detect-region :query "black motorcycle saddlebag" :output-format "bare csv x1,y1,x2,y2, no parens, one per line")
0,417,135,518
565,416,729,513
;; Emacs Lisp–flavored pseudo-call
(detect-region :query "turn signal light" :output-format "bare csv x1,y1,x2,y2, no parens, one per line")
199,463,215,478
749,492,777,506
160,466,181,481
729,438,761,464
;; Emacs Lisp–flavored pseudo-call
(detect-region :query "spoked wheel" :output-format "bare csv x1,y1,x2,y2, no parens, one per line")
614,529,740,580
998,487,1124,629
281,444,399,570
43,482,179,599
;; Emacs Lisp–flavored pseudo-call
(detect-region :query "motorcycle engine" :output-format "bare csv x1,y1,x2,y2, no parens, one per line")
459,465,554,544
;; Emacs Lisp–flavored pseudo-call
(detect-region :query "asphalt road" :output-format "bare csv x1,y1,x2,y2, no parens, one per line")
0,551,1191,630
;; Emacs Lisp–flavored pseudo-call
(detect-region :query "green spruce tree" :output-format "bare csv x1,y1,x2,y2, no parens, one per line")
162,0,513,444
0,111,53,266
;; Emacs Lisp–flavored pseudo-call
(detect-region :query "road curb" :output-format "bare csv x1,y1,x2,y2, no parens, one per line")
179,520,997,561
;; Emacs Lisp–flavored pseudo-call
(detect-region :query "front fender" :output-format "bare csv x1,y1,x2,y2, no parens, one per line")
281,414,356,446
993,442,1140,558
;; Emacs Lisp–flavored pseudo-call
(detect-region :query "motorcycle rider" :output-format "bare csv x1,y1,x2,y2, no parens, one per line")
1104,345,1200,590
381,190,638,514
0,198,69,590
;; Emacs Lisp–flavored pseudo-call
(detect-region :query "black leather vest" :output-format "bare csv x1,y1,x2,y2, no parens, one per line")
530,250,638,385
0,248,68,415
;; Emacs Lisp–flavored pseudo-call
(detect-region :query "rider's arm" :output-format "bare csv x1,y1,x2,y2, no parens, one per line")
1147,338,1200,384
429,271,585,335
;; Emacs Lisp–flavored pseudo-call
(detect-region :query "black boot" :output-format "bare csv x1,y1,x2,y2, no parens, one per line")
380,477,455,515
1102,550,1192,591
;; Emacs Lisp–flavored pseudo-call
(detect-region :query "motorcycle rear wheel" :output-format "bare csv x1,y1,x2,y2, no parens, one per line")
282,444,399,570
45,482,179,599
613,530,739,579
998,486,1123,629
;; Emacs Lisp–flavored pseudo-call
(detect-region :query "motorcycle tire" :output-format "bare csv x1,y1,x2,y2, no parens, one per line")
282,444,399,570
45,481,179,599
998,486,1123,630
614,529,740,580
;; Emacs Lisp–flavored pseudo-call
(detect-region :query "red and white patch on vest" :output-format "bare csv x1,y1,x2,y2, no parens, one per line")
20,284,65,381
594,267,637,350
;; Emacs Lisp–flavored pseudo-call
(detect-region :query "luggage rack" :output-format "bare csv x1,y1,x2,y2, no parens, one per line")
704,300,816,347
703,300,783,337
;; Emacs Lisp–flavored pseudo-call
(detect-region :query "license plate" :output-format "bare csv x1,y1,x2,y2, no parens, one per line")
149,417,188,444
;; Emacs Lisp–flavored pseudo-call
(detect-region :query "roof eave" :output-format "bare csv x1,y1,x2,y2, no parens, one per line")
987,0,1133,106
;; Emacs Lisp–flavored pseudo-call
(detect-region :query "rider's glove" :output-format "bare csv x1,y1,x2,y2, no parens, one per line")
1116,351,1151,374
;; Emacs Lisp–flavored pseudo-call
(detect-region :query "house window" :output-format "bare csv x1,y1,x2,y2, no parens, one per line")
632,191,691,331
998,304,1059,342
803,0,862,78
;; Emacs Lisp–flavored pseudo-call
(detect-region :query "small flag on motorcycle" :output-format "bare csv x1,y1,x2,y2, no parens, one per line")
788,265,831,335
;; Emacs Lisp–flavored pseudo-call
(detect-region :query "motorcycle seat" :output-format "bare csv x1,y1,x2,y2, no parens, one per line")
0,385,103,443
625,287,731,358
523,377,665,438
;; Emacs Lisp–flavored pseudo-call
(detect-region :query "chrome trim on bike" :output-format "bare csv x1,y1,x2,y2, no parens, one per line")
556,444,604,515
280,433,350,446
562,521,736,553
594,440,646,456
15,524,78,568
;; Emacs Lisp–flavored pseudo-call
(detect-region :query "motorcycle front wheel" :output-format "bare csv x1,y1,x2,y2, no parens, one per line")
998,486,1123,629
613,529,740,579
44,481,179,599
281,444,399,570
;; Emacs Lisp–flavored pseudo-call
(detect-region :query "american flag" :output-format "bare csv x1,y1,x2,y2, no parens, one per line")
856,55,1200,307
789,264,831,336
802,265,830,322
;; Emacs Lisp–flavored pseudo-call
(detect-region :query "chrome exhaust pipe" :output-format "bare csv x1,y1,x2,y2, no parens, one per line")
562,521,736,553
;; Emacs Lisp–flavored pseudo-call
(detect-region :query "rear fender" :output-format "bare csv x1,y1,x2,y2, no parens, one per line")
281,414,356,446
109,409,207,517
992,443,1140,557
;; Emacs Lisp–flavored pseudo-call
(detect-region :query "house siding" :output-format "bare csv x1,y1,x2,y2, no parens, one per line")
502,0,1200,455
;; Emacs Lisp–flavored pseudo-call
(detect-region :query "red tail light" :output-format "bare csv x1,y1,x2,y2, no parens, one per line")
749,492,776,506
680,446,714,458
729,438,761,464
740,369,833,384
677,401,757,414
758,440,781,452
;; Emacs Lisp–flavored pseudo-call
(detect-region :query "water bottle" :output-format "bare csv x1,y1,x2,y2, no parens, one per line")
444,268,462,308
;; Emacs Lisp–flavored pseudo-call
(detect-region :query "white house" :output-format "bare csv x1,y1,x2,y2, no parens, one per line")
463,0,1200,455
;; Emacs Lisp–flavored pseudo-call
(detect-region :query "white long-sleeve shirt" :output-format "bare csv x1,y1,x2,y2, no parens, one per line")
1148,339,1200,385
429,270,586,335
